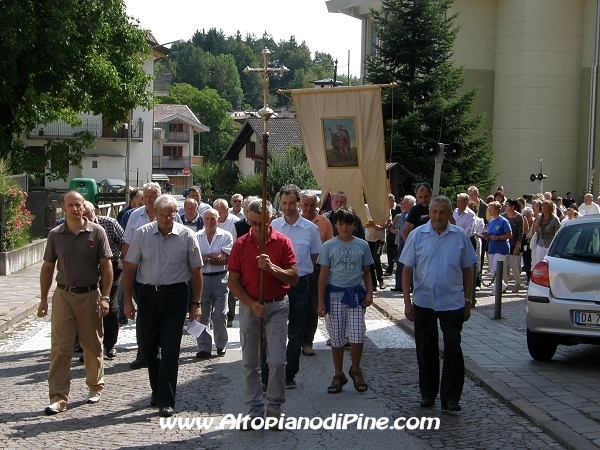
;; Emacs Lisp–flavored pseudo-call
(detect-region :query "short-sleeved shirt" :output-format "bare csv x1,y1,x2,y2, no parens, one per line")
272,215,322,277
125,221,203,285
487,216,512,255
196,228,233,274
400,221,477,311
44,219,112,286
317,237,374,287
325,211,366,240
228,226,296,300
229,207,245,220
406,203,430,229
123,206,181,244
218,214,240,241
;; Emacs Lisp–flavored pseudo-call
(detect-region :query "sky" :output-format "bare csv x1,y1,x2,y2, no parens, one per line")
125,0,363,77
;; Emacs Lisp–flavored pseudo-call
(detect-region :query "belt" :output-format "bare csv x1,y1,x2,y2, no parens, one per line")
261,295,285,304
203,270,227,277
141,282,188,291
56,283,98,294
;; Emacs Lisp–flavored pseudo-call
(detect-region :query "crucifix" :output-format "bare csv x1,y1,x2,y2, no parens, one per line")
243,48,288,361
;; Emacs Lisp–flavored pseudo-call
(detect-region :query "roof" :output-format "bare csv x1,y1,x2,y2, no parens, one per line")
153,104,210,132
222,117,302,160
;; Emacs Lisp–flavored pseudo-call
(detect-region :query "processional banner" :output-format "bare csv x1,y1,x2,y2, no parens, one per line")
291,85,389,224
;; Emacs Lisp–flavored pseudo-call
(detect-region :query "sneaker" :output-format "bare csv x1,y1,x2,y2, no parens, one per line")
44,400,67,415
227,320,233,328
379,281,386,289
266,410,283,431
285,377,296,389
301,345,315,356
86,390,101,404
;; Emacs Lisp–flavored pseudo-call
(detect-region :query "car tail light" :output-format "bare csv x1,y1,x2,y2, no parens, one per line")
530,260,550,287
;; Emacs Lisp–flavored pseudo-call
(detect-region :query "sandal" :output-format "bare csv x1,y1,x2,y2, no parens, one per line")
348,368,368,393
327,374,348,394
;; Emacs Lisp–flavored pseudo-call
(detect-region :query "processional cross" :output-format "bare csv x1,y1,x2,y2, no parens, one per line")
243,48,288,359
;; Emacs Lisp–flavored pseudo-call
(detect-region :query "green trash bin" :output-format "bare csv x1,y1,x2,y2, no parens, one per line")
69,178,98,203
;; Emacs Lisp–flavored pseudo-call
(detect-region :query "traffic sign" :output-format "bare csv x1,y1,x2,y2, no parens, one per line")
182,167,190,176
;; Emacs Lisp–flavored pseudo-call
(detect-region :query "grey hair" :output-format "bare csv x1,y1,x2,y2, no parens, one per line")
388,193,395,200
142,182,161,195
231,193,243,202
248,199,274,217
430,196,452,211
403,195,416,206
243,196,259,208
83,201,95,214
203,208,220,219
154,194,177,210
301,190,319,202
456,193,469,201
184,198,198,207
522,207,533,216
213,198,229,209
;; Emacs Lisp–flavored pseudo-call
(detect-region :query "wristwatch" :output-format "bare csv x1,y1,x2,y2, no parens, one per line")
100,296,110,302
191,301,201,307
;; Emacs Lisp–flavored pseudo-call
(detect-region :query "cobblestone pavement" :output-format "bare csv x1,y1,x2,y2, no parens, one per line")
0,303,564,449
376,269,600,450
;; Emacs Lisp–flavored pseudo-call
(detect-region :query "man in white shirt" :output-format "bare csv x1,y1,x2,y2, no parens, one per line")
214,198,240,240
195,208,233,358
453,193,477,247
579,194,600,216
271,184,322,388
229,193,245,220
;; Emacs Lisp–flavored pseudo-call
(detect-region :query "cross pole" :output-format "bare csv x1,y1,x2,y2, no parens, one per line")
243,48,289,363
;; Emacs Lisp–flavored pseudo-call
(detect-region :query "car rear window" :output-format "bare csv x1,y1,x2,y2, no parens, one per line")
549,222,600,263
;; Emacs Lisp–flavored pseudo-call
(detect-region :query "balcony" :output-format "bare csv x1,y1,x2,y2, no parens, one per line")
191,155,203,166
28,119,144,141
166,131,190,142
152,156,191,169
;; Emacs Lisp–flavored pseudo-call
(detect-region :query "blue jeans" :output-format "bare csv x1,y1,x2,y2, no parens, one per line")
136,283,188,408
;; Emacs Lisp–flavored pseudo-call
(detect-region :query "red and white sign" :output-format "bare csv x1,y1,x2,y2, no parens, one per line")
182,167,190,176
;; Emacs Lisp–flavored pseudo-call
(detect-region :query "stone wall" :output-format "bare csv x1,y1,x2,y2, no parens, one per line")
0,239,46,276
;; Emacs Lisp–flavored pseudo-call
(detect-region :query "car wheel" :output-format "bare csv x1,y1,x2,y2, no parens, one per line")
526,328,558,361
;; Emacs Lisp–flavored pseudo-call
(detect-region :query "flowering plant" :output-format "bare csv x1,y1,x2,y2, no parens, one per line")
2,186,34,251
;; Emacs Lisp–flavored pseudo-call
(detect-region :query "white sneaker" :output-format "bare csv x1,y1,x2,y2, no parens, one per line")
44,400,67,415
86,390,101,404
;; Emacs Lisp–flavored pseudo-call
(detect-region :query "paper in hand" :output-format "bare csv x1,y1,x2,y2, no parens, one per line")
186,320,207,338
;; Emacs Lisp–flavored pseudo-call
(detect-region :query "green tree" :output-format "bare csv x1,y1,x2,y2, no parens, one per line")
159,83,237,163
211,54,244,109
267,147,318,198
365,0,496,195
0,0,153,179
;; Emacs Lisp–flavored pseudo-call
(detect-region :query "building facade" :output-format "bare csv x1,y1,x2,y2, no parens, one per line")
326,0,600,199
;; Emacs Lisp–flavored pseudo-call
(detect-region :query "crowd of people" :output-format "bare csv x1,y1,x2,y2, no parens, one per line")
36,181,599,423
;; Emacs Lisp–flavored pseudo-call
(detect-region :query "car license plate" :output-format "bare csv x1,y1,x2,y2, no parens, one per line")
574,311,600,326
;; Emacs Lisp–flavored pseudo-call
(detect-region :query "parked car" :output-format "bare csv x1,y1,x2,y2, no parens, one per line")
525,214,600,360
97,178,126,193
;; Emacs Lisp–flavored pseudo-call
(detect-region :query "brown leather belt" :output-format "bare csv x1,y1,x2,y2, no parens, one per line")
56,283,98,294
262,295,285,304
203,271,227,277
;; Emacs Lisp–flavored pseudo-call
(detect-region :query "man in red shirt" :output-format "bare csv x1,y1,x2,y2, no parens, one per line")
228,199,298,428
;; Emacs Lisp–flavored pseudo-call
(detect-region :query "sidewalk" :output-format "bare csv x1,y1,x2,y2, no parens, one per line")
0,264,599,449
374,274,600,450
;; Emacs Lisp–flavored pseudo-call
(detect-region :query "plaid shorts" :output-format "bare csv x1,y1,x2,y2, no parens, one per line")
325,293,366,347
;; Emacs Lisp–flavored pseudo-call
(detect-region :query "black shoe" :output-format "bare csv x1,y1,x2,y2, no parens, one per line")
384,270,393,276
390,287,403,292
196,351,211,359
73,343,83,353
129,357,146,370
442,401,461,411
227,320,233,328
150,393,157,407
159,406,174,417
105,348,117,359
216,348,226,357
79,354,84,363
344,342,351,348
285,377,296,389
118,318,128,325
419,398,435,408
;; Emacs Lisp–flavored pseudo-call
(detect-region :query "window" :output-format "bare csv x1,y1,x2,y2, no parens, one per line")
168,123,184,133
92,161,98,168
163,146,183,157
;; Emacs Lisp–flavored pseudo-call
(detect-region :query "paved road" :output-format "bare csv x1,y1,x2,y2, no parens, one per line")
0,302,562,449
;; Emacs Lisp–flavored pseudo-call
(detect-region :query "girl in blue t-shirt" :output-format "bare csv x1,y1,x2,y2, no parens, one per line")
317,206,374,394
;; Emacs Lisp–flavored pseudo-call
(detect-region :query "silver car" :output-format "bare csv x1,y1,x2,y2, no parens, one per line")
525,214,600,360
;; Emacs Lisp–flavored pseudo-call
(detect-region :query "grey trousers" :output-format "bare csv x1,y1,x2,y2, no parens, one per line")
196,273,229,353
239,299,289,416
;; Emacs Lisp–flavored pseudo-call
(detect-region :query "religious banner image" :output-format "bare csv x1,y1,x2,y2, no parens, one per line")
323,118,358,167
291,85,389,225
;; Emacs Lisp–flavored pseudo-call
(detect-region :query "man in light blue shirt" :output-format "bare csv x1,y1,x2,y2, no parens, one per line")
400,196,476,412
271,184,322,389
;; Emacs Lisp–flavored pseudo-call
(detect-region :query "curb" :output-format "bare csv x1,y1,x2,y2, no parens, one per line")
0,299,40,334
372,298,596,450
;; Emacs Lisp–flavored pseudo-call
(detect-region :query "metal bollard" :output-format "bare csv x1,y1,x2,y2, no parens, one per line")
493,260,503,319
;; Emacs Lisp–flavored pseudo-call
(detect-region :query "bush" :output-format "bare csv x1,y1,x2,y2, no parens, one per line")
235,173,263,198
1,186,34,251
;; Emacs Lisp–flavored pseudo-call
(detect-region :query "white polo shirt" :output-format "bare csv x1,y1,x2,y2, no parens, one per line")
272,214,322,277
